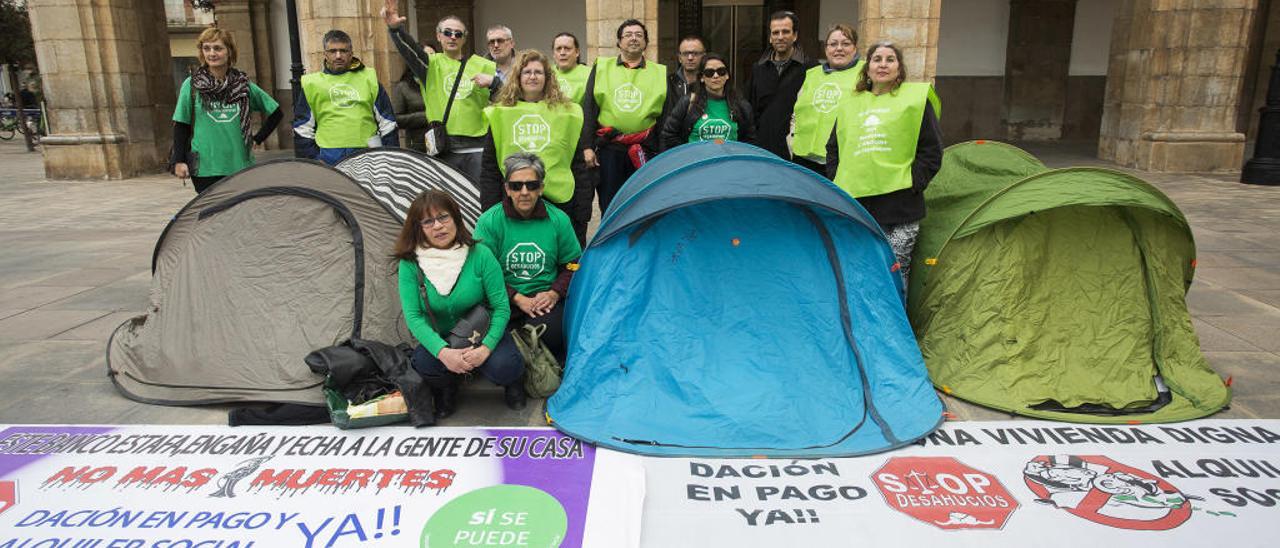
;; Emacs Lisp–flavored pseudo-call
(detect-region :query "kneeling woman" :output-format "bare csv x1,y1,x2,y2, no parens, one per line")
395,190,526,418
474,152,582,358
826,41,942,285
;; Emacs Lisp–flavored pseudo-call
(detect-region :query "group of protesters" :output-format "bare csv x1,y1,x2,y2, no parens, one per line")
166,7,941,420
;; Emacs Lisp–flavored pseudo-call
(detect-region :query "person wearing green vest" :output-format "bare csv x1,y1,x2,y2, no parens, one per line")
474,152,582,359
791,23,863,175
481,50,590,245
580,19,669,214
383,0,498,181
826,41,942,286
660,53,756,150
292,29,400,166
552,32,589,105
170,27,282,193
396,190,526,419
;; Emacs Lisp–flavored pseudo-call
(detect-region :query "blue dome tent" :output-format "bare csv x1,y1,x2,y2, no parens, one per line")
547,141,943,457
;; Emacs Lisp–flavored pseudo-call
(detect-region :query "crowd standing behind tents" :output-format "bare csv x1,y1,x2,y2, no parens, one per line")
166,10,943,414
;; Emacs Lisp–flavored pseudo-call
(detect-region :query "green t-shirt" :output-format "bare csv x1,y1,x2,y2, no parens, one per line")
397,247,511,357
555,64,590,104
173,78,279,177
687,98,738,143
473,202,582,297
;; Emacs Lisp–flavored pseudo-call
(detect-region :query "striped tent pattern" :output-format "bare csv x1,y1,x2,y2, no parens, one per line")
335,148,482,227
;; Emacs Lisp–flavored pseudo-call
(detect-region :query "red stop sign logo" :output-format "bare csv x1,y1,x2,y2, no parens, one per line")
873,457,1018,530
0,481,16,517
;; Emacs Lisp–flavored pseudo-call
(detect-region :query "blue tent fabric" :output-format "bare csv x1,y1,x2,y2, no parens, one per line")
547,141,943,457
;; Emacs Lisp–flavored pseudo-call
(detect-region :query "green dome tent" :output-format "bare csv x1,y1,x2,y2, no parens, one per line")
907,141,1229,423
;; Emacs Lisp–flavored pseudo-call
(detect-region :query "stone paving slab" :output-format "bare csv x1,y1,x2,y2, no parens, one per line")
0,139,1277,429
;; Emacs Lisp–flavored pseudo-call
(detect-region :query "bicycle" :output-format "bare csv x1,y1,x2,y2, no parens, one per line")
0,108,43,142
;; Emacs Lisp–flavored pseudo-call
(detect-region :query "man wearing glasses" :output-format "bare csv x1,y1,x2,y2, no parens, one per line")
486,25,517,86
383,1,498,181
579,19,668,214
666,35,705,111
293,29,400,165
748,10,816,160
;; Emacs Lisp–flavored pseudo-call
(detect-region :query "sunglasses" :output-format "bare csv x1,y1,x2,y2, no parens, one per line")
701,67,729,78
439,29,466,39
420,213,452,227
506,179,544,192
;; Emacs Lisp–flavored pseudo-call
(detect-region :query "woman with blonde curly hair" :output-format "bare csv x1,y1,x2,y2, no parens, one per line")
481,49,590,244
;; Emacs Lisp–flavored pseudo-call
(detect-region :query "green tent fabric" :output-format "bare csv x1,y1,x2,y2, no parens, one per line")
907,140,1230,423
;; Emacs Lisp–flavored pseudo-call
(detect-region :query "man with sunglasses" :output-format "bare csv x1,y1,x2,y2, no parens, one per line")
293,29,400,165
748,10,817,160
383,1,497,181
473,152,582,360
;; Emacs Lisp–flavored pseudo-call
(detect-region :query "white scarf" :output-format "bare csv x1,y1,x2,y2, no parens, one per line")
415,244,469,296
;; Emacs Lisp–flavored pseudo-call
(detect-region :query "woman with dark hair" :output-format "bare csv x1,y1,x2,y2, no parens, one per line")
481,49,590,245
660,53,755,151
395,190,526,418
170,27,282,193
790,23,862,174
552,32,589,104
390,66,428,152
826,41,942,286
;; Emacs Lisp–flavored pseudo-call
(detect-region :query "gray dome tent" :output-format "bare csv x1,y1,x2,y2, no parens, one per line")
108,154,478,405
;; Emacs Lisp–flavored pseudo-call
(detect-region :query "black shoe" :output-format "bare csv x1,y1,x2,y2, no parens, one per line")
504,383,527,411
433,385,458,420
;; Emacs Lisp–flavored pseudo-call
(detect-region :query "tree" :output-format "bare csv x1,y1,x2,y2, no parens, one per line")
0,0,33,67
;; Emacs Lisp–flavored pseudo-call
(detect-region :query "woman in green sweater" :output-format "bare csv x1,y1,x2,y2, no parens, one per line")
395,190,526,418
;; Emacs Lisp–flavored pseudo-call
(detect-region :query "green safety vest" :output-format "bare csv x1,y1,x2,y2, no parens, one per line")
422,53,497,138
791,61,864,161
301,68,381,148
591,58,666,134
555,64,590,104
832,83,941,198
484,101,584,204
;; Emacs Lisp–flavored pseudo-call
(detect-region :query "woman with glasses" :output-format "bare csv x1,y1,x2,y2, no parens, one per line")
170,28,282,193
790,23,863,175
660,53,756,151
481,49,590,245
395,190,526,420
474,152,582,361
826,41,942,286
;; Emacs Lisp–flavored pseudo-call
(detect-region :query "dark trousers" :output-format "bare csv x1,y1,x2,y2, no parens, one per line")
510,297,567,359
192,176,224,193
792,157,828,178
596,145,637,215
441,149,482,183
410,331,525,387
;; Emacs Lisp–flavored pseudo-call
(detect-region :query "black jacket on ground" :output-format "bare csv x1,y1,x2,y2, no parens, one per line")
747,49,816,159
659,94,757,152
826,101,943,228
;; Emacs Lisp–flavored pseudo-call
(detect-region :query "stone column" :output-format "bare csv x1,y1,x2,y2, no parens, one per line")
1003,0,1076,141
1098,1,1255,172
248,0,286,148
28,0,175,179
857,0,941,82
297,0,402,82
584,0,659,63
217,0,258,79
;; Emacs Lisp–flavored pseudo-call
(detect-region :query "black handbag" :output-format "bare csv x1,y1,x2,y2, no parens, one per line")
419,270,491,349
424,54,471,156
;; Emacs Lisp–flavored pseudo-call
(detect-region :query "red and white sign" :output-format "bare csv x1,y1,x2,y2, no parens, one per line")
872,456,1018,530
0,481,15,517
1023,455,1192,531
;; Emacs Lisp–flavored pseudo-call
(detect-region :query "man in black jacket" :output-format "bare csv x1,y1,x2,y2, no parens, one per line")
748,10,817,160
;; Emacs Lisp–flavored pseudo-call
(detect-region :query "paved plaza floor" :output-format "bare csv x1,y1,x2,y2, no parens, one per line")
0,139,1277,427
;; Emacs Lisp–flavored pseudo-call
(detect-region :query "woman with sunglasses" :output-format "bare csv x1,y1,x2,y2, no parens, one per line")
395,190,526,420
660,53,755,151
790,23,863,174
170,28,282,193
474,152,582,361
481,49,590,245
826,41,942,286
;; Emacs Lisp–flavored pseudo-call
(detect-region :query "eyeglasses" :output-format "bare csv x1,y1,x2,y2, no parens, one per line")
325,48,352,55
488,37,511,45
520,69,545,77
679,50,705,58
439,29,466,39
506,179,544,192
621,31,646,39
701,67,729,78
420,213,452,227
201,44,227,53
826,41,855,49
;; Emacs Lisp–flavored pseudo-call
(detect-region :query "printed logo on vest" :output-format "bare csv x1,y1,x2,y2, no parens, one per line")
204,101,240,124
329,84,361,109
614,83,643,112
443,71,476,100
506,243,547,280
512,114,552,153
863,114,882,127
697,119,732,142
814,82,843,114
560,80,575,98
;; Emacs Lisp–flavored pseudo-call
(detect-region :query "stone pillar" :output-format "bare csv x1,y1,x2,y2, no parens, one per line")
297,0,402,82
584,0,659,64
1003,0,1076,141
857,0,941,82
1098,1,1255,172
217,0,258,79
248,0,286,148
29,0,175,179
